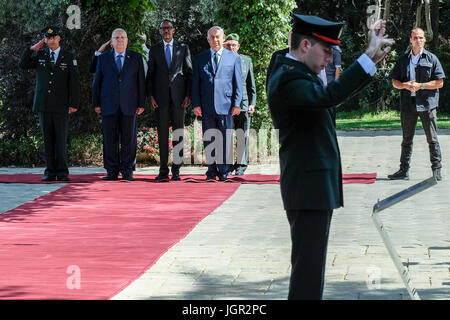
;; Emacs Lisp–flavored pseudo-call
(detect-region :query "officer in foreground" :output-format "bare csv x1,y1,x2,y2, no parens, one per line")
267,15,394,300
19,27,80,181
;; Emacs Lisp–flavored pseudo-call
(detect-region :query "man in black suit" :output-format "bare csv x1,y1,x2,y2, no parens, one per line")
147,20,193,181
92,28,146,181
19,26,80,182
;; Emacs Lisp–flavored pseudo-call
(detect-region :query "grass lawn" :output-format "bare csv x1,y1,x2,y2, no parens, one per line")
336,110,450,130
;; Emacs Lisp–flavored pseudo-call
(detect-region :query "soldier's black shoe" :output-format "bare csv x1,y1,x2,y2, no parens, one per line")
155,174,169,182
122,173,134,181
102,173,118,181
433,168,442,181
171,173,181,181
387,169,409,180
42,175,57,182
57,176,70,182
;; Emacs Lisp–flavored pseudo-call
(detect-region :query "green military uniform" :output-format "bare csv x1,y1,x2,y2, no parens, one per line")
18,28,80,180
233,53,256,174
267,14,375,300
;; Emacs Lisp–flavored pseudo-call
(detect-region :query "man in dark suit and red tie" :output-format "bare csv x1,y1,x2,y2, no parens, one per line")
191,26,243,181
92,28,146,181
147,20,193,181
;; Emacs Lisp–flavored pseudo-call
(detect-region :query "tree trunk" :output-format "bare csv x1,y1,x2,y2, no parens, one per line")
431,0,440,49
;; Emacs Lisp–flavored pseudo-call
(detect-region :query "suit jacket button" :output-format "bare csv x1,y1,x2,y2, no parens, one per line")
50,72,54,75
49,81,52,84
48,90,51,93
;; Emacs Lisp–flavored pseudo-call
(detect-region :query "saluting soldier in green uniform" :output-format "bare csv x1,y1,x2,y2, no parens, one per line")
224,33,256,175
267,15,394,300
19,27,80,181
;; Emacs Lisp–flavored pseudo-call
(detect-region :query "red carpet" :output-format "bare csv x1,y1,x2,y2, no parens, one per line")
0,173,377,184
0,181,240,299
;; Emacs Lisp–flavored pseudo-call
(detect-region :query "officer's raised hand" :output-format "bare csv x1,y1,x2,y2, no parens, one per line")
30,39,45,51
365,19,395,64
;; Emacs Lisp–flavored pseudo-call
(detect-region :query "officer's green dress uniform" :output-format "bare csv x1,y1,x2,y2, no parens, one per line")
18,27,80,180
233,53,256,174
267,15,373,300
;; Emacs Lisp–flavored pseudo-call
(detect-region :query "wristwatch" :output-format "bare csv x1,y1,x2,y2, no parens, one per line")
421,83,425,90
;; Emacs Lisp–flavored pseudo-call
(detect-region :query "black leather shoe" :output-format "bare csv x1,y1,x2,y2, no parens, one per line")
206,175,216,181
387,169,409,180
155,174,170,182
171,173,181,181
102,174,118,181
42,175,57,182
57,176,70,182
218,174,228,181
122,173,134,181
433,168,442,181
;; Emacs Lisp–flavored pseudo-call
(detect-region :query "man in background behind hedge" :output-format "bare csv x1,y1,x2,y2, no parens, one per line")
19,26,79,182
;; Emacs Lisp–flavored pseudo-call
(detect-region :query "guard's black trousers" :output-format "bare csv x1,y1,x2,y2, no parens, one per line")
286,209,333,300
400,106,442,171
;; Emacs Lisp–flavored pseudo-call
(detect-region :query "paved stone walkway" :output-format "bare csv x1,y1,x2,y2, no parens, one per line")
0,130,449,300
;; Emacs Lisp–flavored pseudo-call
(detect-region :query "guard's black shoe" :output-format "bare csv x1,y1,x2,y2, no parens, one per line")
206,175,216,181
433,168,442,181
42,175,57,182
57,176,70,182
218,174,228,181
102,174,118,181
387,169,409,180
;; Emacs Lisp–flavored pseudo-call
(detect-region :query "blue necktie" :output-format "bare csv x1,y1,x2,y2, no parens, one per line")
165,44,171,68
213,52,218,72
116,54,123,72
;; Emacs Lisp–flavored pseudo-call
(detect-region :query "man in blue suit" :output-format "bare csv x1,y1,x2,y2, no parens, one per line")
92,28,146,181
191,26,243,181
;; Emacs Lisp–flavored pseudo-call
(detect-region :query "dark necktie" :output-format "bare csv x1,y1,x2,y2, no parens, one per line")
116,54,123,72
213,52,218,72
165,44,171,68
50,51,55,67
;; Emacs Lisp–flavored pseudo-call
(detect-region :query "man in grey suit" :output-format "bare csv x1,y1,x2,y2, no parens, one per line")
147,20,193,181
224,33,256,175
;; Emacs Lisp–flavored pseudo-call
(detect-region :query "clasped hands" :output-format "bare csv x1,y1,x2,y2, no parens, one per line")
403,80,423,93
94,107,144,115
193,106,241,117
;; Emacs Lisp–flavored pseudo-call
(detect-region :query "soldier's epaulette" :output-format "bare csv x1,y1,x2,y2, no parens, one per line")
283,65,295,71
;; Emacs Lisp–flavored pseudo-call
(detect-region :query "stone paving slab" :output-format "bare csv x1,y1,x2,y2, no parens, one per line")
0,129,449,300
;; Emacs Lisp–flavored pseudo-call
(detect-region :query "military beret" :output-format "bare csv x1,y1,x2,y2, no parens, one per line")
42,26,61,38
225,33,239,42
292,14,344,45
